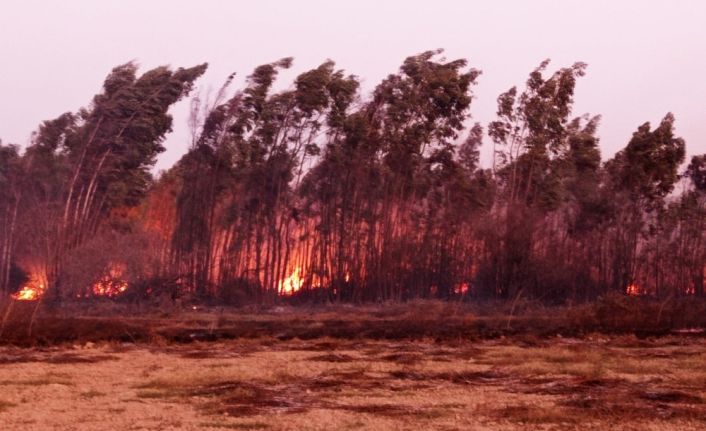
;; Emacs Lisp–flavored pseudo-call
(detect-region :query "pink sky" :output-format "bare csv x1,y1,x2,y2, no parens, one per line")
1,0,704,171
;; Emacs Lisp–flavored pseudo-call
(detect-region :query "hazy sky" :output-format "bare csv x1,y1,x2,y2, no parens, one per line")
1,0,705,171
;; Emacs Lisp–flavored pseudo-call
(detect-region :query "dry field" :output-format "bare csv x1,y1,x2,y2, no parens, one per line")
0,333,705,430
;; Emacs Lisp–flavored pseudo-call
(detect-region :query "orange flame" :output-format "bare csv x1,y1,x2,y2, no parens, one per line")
92,264,128,297
92,277,128,297
12,277,46,301
455,282,470,295
279,266,303,295
626,283,641,296
12,283,44,301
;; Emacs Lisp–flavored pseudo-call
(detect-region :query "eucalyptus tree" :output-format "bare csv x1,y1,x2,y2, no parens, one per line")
172,58,360,300
683,155,706,296
485,60,589,299
657,189,705,297
604,113,685,295
687,155,706,192
387,51,479,299
0,141,23,293
17,62,207,297
299,50,481,301
644,154,706,298
555,116,610,299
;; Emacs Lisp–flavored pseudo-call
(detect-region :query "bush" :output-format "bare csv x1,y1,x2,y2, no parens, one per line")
60,229,162,298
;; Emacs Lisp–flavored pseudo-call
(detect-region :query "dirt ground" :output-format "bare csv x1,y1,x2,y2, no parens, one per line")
0,335,705,430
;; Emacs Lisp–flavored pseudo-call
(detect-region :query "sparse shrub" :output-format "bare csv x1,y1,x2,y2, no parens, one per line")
61,229,162,299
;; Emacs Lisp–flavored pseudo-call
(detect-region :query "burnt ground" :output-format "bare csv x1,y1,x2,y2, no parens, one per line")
0,335,705,430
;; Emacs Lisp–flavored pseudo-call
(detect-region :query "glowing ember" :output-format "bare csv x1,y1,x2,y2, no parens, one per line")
92,264,129,297
454,282,470,295
626,283,641,296
92,277,128,297
12,275,46,301
279,266,303,295
12,283,45,301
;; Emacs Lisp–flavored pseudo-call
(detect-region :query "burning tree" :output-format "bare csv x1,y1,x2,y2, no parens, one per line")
2,51,704,305
604,113,686,296
4,62,207,299
171,58,360,301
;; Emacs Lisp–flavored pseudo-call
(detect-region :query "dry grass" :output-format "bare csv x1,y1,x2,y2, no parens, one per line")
80,389,106,399
0,400,16,413
198,422,269,429
0,336,698,429
0,301,704,429
0,371,74,387
0,297,704,347
479,402,580,426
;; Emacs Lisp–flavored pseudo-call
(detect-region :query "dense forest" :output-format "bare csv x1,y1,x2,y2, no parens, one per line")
1,50,704,305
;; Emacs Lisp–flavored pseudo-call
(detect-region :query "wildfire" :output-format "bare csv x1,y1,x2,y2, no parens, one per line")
626,283,641,296
12,282,45,301
92,277,128,297
92,264,129,297
455,282,470,295
11,273,46,301
279,266,303,295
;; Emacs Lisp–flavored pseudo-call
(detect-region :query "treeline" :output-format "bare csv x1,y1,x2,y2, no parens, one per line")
1,50,705,304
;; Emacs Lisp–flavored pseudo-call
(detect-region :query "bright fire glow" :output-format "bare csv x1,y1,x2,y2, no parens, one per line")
12,275,46,301
626,283,640,296
12,282,45,301
454,282,470,295
92,264,129,297
279,266,303,295
92,277,128,297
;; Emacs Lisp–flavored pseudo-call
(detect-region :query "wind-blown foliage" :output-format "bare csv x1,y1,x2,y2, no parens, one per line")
1,52,704,304
0,62,206,297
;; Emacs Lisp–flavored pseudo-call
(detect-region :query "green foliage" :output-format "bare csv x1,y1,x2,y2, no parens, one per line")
686,154,706,192
489,60,587,207
607,113,685,205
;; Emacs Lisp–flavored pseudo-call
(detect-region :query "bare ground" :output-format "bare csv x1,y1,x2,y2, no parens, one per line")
0,334,705,430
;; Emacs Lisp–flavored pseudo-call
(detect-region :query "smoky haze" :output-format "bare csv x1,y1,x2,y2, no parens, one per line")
1,0,705,171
